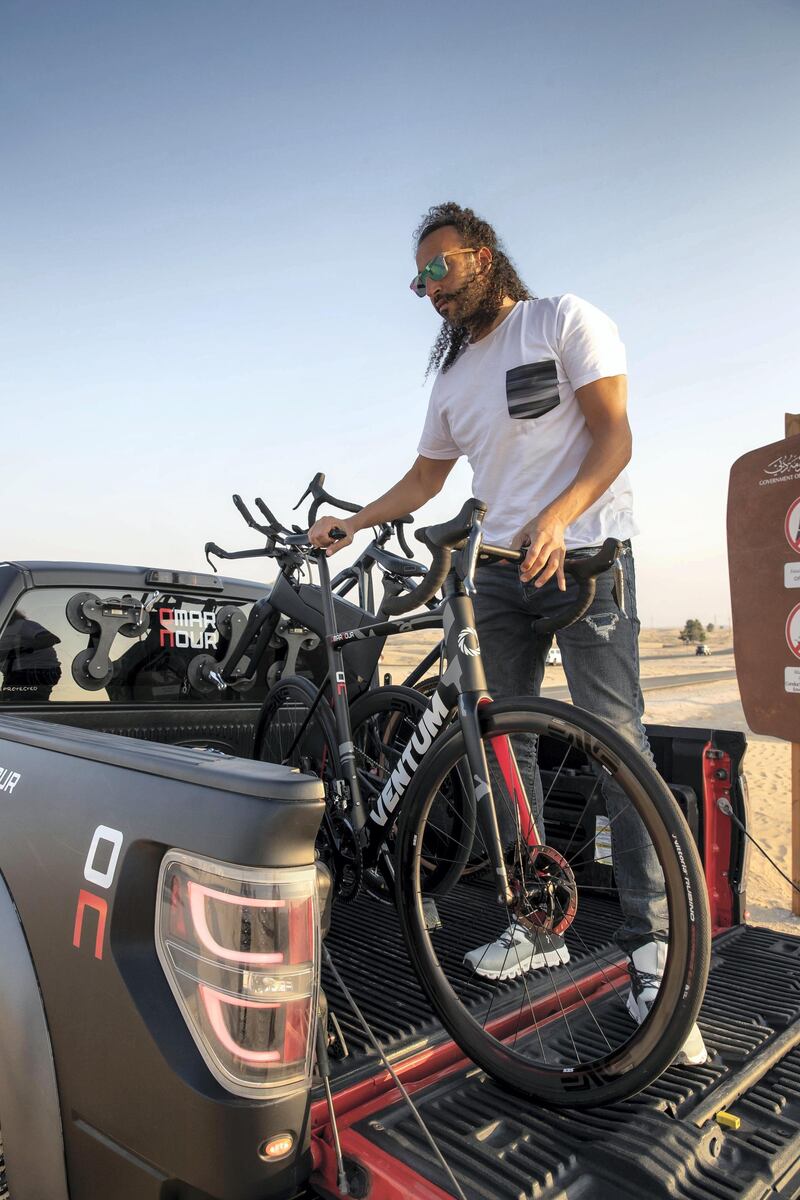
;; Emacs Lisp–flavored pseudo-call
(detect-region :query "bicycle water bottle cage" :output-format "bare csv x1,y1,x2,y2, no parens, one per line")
67,592,149,691
187,604,251,695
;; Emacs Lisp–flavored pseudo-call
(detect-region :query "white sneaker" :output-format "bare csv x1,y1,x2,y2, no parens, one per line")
464,924,570,981
626,940,708,1066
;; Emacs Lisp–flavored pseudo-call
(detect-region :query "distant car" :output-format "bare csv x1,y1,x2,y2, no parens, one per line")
695,643,710,656
546,645,563,666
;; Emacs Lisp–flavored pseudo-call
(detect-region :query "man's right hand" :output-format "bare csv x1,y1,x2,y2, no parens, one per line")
308,514,358,555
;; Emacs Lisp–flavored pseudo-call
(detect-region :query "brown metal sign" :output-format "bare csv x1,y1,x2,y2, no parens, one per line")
727,432,800,741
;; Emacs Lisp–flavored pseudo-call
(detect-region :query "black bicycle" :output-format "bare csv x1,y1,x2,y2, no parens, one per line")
197,476,443,700
259,498,711,1108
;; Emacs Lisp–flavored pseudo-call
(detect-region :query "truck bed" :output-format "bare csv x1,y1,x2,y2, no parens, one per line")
313,901,800,1200
1,563,776,1199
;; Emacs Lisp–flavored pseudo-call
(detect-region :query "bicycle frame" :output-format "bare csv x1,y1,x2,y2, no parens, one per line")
199,540,439,695
317,552,528,905
330,538,445,689
401,638,444,690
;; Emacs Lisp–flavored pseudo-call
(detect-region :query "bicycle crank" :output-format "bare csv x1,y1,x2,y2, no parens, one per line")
318,814,364,903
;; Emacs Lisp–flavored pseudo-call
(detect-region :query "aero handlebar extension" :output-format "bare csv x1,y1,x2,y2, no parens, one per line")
295,472,362,525
295,472,416,559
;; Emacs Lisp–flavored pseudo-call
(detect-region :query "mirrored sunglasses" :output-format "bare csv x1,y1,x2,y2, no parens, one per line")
410,249,476,297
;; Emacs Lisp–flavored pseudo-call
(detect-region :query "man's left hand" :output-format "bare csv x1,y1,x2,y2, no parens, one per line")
516,511,567,589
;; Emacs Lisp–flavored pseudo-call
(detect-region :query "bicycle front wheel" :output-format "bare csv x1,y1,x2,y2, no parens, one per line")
395,697,710,1108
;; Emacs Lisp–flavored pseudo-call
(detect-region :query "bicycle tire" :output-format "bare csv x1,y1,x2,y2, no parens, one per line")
395,696,710,1108
257,674,340,778
409,674,439,701
349,685,474,896
258,675,366,898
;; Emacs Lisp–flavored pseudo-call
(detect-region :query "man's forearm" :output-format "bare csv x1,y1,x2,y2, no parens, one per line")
542,374,632,530
543,427,632,528
352,466,441,531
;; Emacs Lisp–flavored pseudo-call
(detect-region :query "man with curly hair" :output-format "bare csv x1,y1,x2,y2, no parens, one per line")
309,202,706,1066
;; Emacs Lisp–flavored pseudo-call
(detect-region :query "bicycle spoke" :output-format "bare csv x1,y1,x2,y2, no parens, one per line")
567,922,632,1013
559,799,639,869
560,776,604,860
512,950,549,1063
540,949,582,1064
542,744,573,807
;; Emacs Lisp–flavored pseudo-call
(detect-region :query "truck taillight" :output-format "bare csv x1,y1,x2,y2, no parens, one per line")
155,851,320,1099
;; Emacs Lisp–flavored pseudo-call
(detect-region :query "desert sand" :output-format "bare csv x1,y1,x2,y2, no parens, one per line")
380,627,796,933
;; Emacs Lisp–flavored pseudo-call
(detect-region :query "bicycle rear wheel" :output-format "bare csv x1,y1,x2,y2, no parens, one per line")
258,675,364,900
409,675,439,702
395,697,710,1107
257,675,339,778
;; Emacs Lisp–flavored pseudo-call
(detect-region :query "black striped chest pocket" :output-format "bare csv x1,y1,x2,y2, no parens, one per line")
505,359,560,420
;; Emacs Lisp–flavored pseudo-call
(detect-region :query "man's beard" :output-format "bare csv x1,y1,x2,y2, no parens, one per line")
436,270,503,340
424,269,506,376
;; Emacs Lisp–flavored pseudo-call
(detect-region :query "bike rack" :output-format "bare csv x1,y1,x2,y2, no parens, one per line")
186,605,252,694
66,592,150,691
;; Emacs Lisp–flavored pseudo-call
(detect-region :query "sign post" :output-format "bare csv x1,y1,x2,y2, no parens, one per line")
788,413,800,916
727,415,800,915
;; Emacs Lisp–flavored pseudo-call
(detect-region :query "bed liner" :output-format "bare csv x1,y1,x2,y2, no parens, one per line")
313,907,800,1200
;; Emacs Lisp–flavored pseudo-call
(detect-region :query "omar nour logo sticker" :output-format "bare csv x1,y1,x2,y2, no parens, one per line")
158,607,219,650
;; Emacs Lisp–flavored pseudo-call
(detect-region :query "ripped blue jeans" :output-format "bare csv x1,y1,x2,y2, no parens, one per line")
473,545,668,952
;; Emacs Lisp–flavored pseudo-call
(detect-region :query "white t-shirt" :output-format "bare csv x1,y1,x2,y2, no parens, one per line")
417,295,638,549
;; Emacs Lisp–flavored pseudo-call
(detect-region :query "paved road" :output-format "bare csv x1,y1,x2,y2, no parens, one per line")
639,648,733,662
542,667,737,701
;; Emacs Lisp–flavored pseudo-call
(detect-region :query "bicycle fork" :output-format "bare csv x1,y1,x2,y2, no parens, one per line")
441,588,544,907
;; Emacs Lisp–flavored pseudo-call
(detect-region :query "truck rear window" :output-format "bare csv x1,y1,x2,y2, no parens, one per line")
0,587,267,706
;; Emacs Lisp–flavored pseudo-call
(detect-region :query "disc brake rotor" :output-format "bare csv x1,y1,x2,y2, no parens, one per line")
512,845,578,937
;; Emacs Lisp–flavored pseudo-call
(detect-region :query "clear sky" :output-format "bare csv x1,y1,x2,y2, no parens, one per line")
3,0,798,626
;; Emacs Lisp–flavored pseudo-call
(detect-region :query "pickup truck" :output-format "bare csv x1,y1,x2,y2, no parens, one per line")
1,558,799,1200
